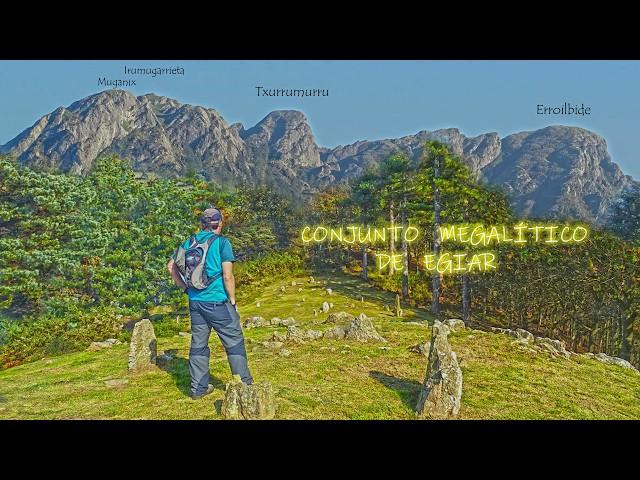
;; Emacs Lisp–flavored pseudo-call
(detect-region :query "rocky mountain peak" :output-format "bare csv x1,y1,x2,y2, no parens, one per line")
242,110,321,168
0,92,634,223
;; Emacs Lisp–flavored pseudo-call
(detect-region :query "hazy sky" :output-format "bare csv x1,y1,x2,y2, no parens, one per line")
0,60,638,178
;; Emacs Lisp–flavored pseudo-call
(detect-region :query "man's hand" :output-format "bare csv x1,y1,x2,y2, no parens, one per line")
222,261,236,306
167,258,188,291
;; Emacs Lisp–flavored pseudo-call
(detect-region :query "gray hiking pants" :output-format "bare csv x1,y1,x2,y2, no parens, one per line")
188,300,253,396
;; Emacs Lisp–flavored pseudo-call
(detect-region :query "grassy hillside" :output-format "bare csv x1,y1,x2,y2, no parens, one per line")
1,271,639,420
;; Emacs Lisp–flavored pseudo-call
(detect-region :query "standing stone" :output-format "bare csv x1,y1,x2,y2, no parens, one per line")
322,301,330,313
128,319,157,371
221,375,276,420
361,296,364,303
415,321,463,419
344,314,387,342
395,294,403,318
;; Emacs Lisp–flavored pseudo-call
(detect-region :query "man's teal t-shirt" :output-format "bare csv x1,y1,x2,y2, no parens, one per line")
175,231,235,302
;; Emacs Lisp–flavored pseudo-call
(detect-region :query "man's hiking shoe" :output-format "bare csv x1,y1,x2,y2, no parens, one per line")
191,384,215,400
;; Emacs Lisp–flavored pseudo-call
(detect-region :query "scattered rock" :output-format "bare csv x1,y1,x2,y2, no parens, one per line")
285,325,324,343
443,319,465,332
104,379,129,388
309,276,315,283
270,317,298,327
325,311,356,324
278,349,292,357
313,308,318,317
271,331,287,342
384,305,391,312
322,301,331,313
535,337,570,358
346,314,386,342
156,350,177,368
280,285,286,292
291,281,297,287
243,316,270,329
260,341,284,350
128,319,157,372
221,375,276,420
593,353,638,371
409,342,431,356
87,338,122,352
298,288,303,292
326,288,333,295
415,321,463,419
407,321,430,328
178,331,191,338
329,303,334,308
361,296,364,303
256,301,261,308
324,313,386,342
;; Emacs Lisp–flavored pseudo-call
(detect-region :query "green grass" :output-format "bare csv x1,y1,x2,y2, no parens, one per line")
1,271,639,419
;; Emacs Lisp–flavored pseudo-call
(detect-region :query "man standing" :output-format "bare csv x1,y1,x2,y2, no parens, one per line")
167,207,253,399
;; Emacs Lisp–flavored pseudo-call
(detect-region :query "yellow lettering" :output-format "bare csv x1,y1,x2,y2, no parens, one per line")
376,253,391,271
458,225,470,243
470,225,485,246
424,254,437,271
405,226,419,243
514,222,528,244
440,225,457,243
545,225,558,244
374,227,386,243
301,226,312,243
313,227,328,242
560,226,572,243
573,226,588,243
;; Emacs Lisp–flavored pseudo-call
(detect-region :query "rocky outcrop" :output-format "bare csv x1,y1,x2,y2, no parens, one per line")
243,316,299,329
323,313,386,342
325,311,356,324
482,126,634,223
87,338,122,351
221,375,276,420
443,319,465,332
586,352,638,371
127,319,157,371
2,92,633,222
415,321,463,419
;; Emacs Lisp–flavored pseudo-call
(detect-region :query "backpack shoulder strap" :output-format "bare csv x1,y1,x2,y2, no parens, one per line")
201,234,225,286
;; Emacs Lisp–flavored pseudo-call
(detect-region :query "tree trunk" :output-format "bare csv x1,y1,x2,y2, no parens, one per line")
362,244,368,281
432,154,441,317
620,312,631,360
401,196,409,299
462,274,471,325
389,200,395,276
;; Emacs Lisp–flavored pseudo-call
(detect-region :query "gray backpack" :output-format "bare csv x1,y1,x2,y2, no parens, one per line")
173,234,223,290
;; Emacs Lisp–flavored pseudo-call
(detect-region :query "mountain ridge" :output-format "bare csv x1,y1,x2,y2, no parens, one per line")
1,90,634,223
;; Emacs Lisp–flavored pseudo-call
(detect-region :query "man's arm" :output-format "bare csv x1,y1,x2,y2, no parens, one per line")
222,261,236,305
167,258,188,291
